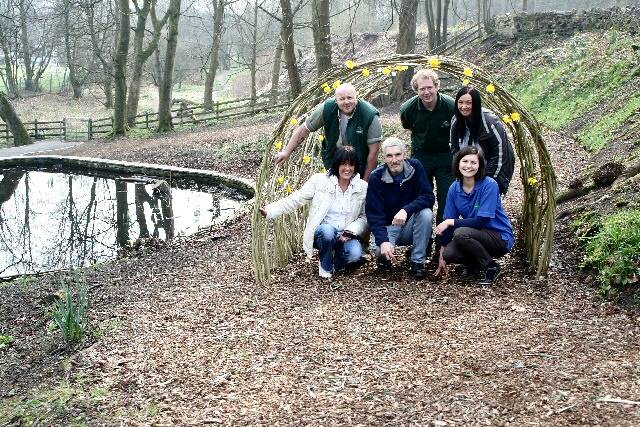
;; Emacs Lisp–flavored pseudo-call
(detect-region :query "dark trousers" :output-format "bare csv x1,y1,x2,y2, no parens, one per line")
443,227,508,268
418,153,454,247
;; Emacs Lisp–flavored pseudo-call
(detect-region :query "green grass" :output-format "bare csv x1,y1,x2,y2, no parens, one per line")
578,93,640,151
574,209,640,296
505,31,639,147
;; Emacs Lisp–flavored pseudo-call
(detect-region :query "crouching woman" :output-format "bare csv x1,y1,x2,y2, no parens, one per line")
434,146,514,285
260,147,368,279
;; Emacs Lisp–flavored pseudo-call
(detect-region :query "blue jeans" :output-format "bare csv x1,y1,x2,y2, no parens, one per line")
374,208,434,263
313,223,363,273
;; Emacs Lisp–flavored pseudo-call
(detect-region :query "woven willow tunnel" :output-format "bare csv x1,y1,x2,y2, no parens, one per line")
251,54,557,283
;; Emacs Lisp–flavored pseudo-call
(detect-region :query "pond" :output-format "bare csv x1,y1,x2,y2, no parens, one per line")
0,159,253,277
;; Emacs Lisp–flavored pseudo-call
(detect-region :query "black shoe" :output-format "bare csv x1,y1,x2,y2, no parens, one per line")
478,263,501,285
377,257,392,271
410,261,427,279
455,264,480,277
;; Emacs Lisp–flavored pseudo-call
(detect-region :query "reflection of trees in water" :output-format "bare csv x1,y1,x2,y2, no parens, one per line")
132,180,174,241
0,172,29,274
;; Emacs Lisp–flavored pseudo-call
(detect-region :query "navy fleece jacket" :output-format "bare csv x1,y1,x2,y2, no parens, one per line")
366,159,435,246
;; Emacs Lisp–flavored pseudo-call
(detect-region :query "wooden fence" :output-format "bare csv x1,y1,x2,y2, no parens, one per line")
0,92,291,144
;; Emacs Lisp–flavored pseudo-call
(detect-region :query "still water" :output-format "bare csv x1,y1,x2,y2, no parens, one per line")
0,169,249,277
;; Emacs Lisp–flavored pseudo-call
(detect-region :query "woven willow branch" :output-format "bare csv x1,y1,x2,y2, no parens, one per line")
251,54,557,283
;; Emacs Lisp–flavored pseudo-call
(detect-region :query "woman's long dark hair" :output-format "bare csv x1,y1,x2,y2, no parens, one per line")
454,86,483,143
328,146,360,177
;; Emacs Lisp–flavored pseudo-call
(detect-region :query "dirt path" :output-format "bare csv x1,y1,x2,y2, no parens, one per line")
2,117,639,425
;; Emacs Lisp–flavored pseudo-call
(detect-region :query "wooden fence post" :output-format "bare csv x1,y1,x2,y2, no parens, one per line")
215,102,219,119
145,113,149,129
34,118,38,139
63,118,67,141
88,119,93,140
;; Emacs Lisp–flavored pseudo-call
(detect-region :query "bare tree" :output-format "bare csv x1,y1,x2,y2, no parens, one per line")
126,0,170,126
83,0,116,108
269,38,283,104
62,0,94,99
18,0,54,92
279,0,301,97
113,0,131,135
391,0,418,101
425,0,451,49
0,3,20,98
311,0,331,77
157,0,182,132
203,0,229,110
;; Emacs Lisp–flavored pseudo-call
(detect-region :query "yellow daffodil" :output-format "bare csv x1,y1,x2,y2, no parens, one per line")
502,114,513,124
511,112,521,122
286,185,293,194
362,68,371,77
428,57,441,69
303,155,311,164
345,60,357,69
395,65,409,71
321,167,327,174
486,83,496,94
276,176,285,185
274,140,283,150
463,67,473,77
290,117,299,126
382,67,391,75
462,78,471,86
528,177,539,186
317,134,325,142
323,85,332,94
322,82,329,88
332,79,342,89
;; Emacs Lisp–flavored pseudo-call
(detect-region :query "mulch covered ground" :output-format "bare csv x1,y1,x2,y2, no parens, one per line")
1,112,639,425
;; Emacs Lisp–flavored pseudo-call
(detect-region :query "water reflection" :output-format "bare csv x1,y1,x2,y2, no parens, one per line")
0,170,247,276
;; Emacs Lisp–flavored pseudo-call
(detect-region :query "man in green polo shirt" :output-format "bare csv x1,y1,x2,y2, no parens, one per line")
275,83,383,182
400,69,455,253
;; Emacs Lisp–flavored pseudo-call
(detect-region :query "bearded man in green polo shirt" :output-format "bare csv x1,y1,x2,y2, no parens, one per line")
275,83,383,182
400,69,455,254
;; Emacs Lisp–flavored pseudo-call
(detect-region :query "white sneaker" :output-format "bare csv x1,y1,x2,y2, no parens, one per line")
318,261,332,278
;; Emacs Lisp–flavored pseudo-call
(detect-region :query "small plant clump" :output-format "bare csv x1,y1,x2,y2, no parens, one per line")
51,276,89,343
0,334,14,348
575,209,640,296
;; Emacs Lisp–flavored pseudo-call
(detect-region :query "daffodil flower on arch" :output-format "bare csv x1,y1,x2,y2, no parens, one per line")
303,155,311,164
274,140,283,150
462,78,471,86
276,176,285,185
345,60,357,69
317,134,325,142
290,118,299,126
382,67,391,75
528,177,539,186
511,112,521,122
362,68,371,77
486,83,496,94
332,80,342,89
463,67,473,77
286,185,293,194
502,114,513,124
428,57,441,69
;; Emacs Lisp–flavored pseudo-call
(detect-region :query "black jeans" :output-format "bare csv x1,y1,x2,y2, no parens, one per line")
443,227,508,268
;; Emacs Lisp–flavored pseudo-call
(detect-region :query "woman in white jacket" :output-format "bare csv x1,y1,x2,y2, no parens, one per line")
260,147,368,279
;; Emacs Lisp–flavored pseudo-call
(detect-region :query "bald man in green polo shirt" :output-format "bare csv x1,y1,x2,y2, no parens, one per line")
275,83,383,182
400,69,455,254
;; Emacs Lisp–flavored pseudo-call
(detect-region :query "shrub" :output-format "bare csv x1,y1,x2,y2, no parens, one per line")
52,277,88,343
578,210,640,295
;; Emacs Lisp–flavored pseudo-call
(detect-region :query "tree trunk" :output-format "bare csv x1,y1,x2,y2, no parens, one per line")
279,0,302,97
63,0,83,99
311,0,331,77
390,0,418,101
250,1,258,104
523,0,528,11
435,0,442,46
269,38,283,104
104,70,113,109
203,0,226,110
442,0,450,44
425,0,435,50
127,0,169,126
113,0,131,135
0,92,30,146
157,0,181,133
476,0,482,36
18,0,36,91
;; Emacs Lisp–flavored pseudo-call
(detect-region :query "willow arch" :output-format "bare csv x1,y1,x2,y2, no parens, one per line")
251,54,557,283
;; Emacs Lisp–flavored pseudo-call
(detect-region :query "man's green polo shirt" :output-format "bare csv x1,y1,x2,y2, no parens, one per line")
400,93,455,163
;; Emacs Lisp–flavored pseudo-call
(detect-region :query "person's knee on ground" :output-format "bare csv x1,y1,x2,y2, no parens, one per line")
408,208,433,263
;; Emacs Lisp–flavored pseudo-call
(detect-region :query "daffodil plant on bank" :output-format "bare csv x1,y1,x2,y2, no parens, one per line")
252,54,556,283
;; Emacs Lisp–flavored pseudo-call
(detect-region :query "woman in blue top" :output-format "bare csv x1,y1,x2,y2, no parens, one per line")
434,146,514,285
